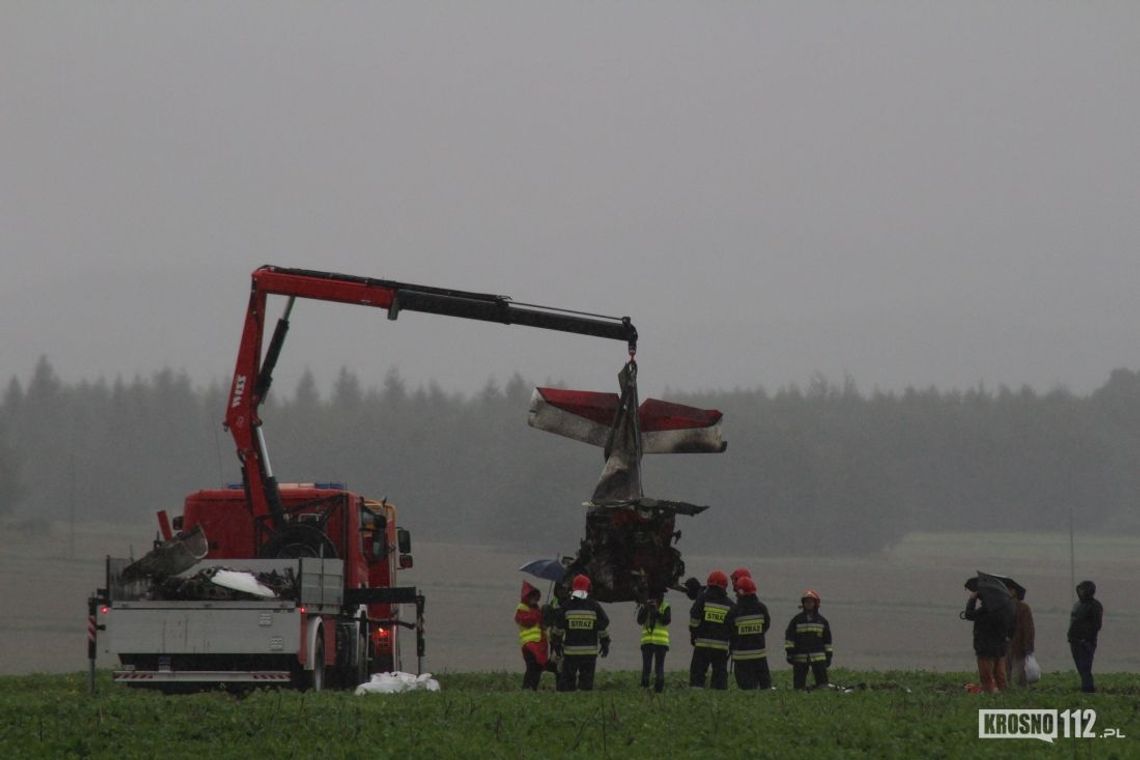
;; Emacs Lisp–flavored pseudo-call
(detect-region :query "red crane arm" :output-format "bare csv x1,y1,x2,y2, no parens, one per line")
223,266,637,529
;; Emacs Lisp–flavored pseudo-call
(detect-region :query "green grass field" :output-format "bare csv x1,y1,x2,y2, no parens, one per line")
2,670,1136,759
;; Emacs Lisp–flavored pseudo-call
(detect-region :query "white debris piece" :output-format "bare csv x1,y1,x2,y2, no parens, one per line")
355,671,441,695
210,569,276,598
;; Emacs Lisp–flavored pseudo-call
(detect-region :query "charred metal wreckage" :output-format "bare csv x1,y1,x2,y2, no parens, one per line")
528,360,727,603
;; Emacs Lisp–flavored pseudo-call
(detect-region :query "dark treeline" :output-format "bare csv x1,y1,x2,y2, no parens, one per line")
3,357,1139,555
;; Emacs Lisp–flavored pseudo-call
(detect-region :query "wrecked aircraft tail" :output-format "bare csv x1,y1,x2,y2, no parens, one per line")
526,360,726,603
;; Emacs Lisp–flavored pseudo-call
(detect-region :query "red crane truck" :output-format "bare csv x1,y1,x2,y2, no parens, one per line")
89,265,638,691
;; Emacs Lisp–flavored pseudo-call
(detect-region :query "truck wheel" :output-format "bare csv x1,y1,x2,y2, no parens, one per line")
355,628,370,688
293,632,326,691
309,637,326,692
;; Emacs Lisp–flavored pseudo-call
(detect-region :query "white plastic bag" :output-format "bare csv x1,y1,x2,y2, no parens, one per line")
355,671,441,695
1024,653,1041,684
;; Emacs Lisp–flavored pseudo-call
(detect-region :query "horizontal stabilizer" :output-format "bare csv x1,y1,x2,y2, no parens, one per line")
528,388,727,453
588,497,710,516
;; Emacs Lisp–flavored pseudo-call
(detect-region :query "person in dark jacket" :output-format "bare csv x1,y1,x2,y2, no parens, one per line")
636,595,670,692
727,575,771,690
689,570,735,689
514,581,549,690
784,589,832,690
1067,580,1103,693
962,578,1014,693
550,574,610,692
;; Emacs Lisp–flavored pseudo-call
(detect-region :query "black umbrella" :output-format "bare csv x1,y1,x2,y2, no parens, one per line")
972,571,1015,615
994,574,1026,600
964,572,1024,597
519,558,567,583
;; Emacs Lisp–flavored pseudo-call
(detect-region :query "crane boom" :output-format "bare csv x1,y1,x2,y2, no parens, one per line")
224,265,638,531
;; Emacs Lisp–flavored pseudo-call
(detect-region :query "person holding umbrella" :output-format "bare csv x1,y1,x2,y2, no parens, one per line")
962,572,1015,693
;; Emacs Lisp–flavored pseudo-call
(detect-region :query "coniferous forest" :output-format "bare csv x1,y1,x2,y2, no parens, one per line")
2,356,1139,555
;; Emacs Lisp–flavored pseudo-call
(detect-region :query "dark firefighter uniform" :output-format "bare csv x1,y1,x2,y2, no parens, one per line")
784,607,832,690
728,584,771,690
550,593,610,692
688,574,735,690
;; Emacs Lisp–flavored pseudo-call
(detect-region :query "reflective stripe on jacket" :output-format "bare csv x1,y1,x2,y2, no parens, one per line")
728,595,771,661
784,611,833,664
552,597,610,657
689,587,735,651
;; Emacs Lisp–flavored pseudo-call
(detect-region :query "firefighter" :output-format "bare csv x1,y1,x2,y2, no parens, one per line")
637,594,670,692
730,567,751,594
728,576,771,690
688,570,734,689
514,581,549,690
784,589,832,690
550,574,610,692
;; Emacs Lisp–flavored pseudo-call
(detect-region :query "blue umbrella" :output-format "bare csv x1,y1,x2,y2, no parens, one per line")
519,558,567,582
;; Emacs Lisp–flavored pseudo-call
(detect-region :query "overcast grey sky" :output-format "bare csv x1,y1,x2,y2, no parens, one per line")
3,2,1138,399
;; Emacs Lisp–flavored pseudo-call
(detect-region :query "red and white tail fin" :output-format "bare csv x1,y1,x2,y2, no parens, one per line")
527,387,727,454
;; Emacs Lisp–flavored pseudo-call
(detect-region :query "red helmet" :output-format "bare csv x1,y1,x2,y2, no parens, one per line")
707,570,729,589
572,574,592,593
801,588,821,605
730,567,752,590
736,576,757,595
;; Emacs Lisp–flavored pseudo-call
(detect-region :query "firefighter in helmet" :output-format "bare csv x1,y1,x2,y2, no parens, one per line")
784,588,832,690
728,575,772,690
514,581,549,690
730,567,751,594
550,574,610,691
688,569,735,689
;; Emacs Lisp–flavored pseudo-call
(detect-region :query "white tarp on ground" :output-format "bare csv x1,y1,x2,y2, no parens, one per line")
355,671,441,695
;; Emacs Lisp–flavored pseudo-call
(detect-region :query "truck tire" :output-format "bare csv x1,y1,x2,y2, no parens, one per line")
294,632,326,692
311,638,326,692
355,628,370,688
